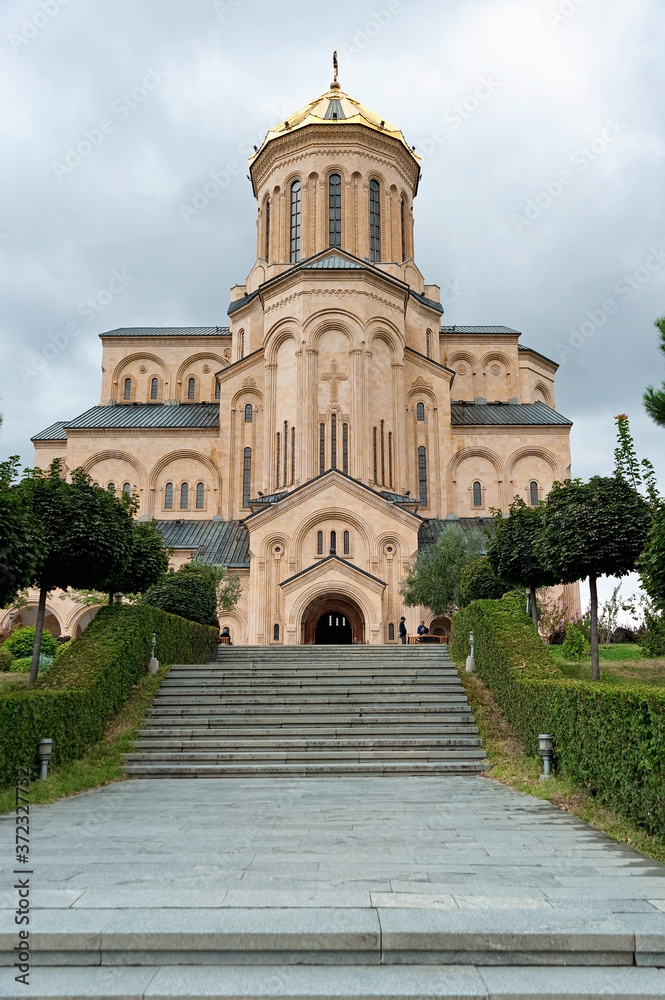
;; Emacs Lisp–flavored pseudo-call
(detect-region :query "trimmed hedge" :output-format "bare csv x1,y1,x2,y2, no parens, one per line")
0,604,217,786
450,593,665,839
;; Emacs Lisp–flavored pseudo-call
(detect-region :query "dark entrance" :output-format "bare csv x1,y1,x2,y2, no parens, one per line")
315,611,352,645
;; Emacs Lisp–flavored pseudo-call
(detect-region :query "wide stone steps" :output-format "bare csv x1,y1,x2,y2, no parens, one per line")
127,646,485,778
6,907,665,999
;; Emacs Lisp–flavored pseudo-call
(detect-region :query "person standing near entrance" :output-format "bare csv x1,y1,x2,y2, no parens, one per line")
417,621,429,643
399,617,407,644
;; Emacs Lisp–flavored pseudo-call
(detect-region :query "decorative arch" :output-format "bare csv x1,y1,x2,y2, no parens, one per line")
260,533,291,561
231,385,264,407
368,327,401,359
291,582,374,645
111,354,168,399
305,315,359,351
264,326,300,365
175,353,229,386
406,385,438,403
218,604,248,645
148,452,222,516
507,446,560,480
480,351,513,369
66,603,104,636
372,533,405,561
80,451,147,489
533,381,553,406
447,351,478,369
449,447,504,479
291,507,373,559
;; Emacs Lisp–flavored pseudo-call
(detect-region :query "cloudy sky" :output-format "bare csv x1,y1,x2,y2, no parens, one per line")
1,0,663,606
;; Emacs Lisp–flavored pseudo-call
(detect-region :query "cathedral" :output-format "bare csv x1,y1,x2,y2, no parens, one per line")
21,67,578,644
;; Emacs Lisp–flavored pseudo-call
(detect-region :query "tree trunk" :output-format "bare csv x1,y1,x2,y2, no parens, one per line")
108,592,114,605
589,573,600,681
28,585,48,689
529,584,539,629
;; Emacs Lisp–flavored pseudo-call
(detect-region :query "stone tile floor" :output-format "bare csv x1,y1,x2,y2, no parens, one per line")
1,776,664,914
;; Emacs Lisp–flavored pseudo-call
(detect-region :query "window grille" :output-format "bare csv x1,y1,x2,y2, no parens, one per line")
417,402,425,421
243,448,251,508
276,432,281,488
530,481,539,506
265,197,270,260
188,377,196,399
373,427,378,482
369,179,381,261
273,623,280,641
388,432,393,488
331,413,337,469
122,482,130,495
400,198,406,260
123,378,131,400
165,483,173,509
473,481,482,507
151,378,159,399
319,423,325,475
343,530,350,555
388,623,395,640
317,530,324,556
342,423,349,475
180,483,189,509
290,180,301,262
291,426,296,484
329,173,342,247
330,530,337,554
196,482,205,508
418,447,428,507
245,403,252,422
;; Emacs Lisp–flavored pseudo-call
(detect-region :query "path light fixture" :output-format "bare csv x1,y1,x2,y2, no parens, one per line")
37,739,53,780
538,734,553,781
148,633,159,675
465,631,476,673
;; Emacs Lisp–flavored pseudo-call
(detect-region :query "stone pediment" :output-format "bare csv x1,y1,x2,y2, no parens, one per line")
280,554,385,596
245,470,421,529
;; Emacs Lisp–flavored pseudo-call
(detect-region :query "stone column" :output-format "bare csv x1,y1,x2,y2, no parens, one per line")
392,358,406,490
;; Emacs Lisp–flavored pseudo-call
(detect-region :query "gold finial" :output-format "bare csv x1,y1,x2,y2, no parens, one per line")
331,50,340,90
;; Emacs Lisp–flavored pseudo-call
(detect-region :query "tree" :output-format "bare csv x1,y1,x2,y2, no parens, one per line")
98,518,171,603
537,477,652,680
400,524,485,615
18,461,135,687
459,556,510,606
0,457,44,608
643,316,665,427
486,498,559,628
143,558,240,627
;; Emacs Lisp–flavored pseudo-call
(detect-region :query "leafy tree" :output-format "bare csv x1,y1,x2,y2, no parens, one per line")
487,498,558,629
18,460,135,687
3,625,58,659
643,316,665,427
459,556,510,607
400,524,485,615
638,511,665,611
143,558,240,627
537,477,652,680
0,457,44,608
98,518,171,603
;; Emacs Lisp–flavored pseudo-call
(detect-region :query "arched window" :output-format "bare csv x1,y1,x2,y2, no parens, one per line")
123,378,132,400
426,330,431,358
317,530,324,556
164,483,173,509
273,623,280,641
388,623,395,641
329,173,341,248
180,483,189,509
290,180,301,262
150,377,159,400
373,426,378,482
388,432,393,488
342,423,349,475
530,481,539,506
380,420,385,485
418,446,428,507
93,482,100,488
239,329,245,359
330,530,337,554
319,423,325,475
245,403,252,422
369,179,381,261
243,448,251,508
417,402,425,421
331,412,337,469
276,432,281,488
265,197,270,260
187,377,196,400
400,197,406,261
107,482,115,494
473,481,482,507
196,482,205,509
291,426,296,484
343,530,350,555
214,380,220,399
122,482,131,495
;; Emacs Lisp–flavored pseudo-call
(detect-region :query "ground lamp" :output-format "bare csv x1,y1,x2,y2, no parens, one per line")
538,734,553,781
37,739,53,780
465,631,476,673
148,632,159,675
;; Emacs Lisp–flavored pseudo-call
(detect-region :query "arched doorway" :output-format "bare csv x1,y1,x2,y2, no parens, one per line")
301,593,365,645
315,611,352,645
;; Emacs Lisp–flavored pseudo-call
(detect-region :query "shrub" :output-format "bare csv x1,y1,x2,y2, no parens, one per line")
3,626,58,660
0,648,14,671
640,607,665,658
549,629,566,646
561,623,590,661
9,655,53,674
611,626,636,644
450,594,665,840
459,557,510,606
143,565,218,626
0,604,217,786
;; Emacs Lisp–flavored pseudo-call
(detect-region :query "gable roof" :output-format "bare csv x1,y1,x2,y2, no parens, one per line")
155,519,249,567
280,554,386,589
304,254,365,270
100,327,230,338
441,325,520,335
31,420,68,442
451,401,571,426
418,517,494,552
63,403,220,431
246,468,421,518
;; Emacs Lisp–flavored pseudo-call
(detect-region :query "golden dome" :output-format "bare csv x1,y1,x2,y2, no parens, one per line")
250,81,421,167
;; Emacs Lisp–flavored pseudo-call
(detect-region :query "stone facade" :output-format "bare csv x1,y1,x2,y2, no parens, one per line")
12,74,579,644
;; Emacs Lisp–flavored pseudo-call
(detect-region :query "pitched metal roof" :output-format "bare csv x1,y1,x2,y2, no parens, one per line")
518,344,558,367
304,254,365,270
451,401,572,426
441,326,520,335
245,469,423,520
410,290,444,314
100,327,230,338
155,519,250,568
64,404,220,431
418,517,494,552
280,554,385,589
31,420,68,442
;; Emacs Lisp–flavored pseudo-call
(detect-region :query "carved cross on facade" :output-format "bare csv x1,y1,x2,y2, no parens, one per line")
320,359,348,406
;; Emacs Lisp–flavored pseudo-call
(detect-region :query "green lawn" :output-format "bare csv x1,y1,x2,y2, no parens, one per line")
549,643,665,686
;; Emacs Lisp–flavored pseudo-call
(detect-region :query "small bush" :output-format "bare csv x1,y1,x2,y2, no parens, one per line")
549,629,566,646
143,565,218,626
561,623,590,661
640,608,665,658
0,648,14,671
9,655,53,674
611,626,636,644
3,627,58,660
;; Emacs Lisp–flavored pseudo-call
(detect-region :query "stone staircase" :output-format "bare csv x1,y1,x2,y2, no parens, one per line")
124,645,487,778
